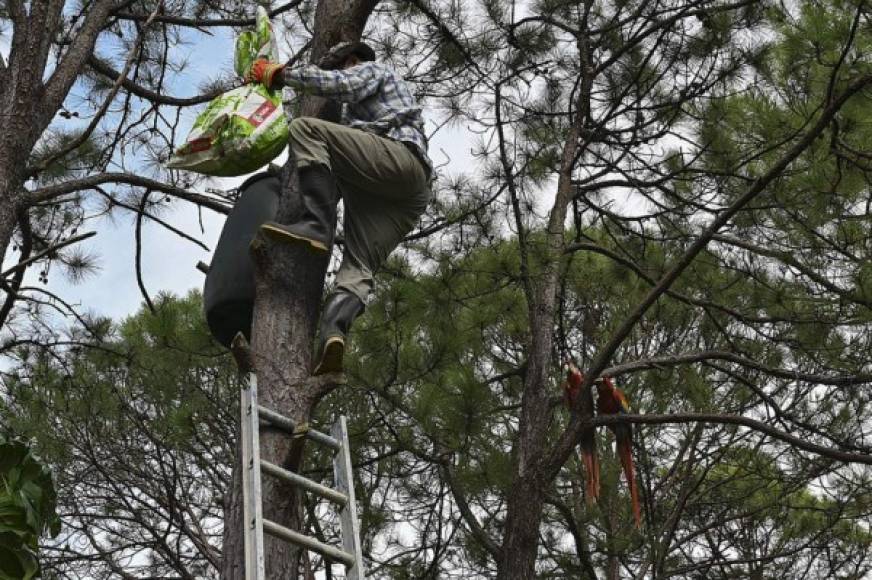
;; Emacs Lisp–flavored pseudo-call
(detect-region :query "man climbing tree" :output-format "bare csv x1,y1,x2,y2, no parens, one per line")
247,41,432,375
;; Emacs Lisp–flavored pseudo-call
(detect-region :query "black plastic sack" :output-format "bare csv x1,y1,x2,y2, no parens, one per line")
204,171,280,347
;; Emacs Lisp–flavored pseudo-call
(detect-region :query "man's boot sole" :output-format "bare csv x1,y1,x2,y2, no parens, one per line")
314,336,345,375
260,223,329,253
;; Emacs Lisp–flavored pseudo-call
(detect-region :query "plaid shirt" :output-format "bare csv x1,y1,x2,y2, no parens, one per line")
282,62,432,174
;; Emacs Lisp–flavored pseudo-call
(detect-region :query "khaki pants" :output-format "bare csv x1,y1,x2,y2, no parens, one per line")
288,117,430,301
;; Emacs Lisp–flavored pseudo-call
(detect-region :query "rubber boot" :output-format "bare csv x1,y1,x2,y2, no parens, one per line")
260,165,339,253
313,291,365,375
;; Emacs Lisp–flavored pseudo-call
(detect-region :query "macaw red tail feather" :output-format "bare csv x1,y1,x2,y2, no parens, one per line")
580,448,601,504
617,438,641,528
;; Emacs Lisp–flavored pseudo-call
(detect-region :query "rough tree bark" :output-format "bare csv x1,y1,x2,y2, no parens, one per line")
220,1,379,578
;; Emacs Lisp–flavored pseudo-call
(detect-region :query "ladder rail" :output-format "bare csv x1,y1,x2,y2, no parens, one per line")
240,373,266,580
332,416,367,580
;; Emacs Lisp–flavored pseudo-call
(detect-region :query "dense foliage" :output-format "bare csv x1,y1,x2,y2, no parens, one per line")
3,293,235,578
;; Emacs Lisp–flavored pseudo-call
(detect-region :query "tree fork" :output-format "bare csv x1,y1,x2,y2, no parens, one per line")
220,1,378,578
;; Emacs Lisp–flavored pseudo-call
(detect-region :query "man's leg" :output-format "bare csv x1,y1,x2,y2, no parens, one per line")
299,121,430,374
259,117,344,252
314,185,429,374
261,117,429,373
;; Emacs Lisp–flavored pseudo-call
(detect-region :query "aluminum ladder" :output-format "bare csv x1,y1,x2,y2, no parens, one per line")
239,370,366,579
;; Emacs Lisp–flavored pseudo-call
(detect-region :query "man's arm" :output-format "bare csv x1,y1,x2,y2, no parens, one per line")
280,62,382,103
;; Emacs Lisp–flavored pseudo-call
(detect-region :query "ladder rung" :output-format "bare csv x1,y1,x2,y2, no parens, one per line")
263,518,356,567
260,460,348,505
257,405,341,450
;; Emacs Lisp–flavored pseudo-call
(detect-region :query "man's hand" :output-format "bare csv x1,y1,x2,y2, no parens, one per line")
247,59,285,90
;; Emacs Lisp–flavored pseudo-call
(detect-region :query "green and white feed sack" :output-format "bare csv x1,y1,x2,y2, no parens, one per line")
167,7,290,177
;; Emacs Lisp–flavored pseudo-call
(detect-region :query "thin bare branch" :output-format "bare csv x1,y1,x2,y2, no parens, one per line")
604,350,872,387
87,56,230,106
26,173,231,214
588,413,872,465
135,192,156,314
113,0,304,28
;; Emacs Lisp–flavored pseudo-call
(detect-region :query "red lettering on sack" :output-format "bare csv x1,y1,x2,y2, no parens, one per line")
247,100,276,127
186,137,213,154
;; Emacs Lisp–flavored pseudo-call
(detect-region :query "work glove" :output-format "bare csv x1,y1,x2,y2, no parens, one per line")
247,59,285,90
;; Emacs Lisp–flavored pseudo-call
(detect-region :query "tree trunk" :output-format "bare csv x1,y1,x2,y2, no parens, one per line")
0,111,30,274
220,1,378,578
0,119,39,325
0,167,21,271
0,101,26,272
0,6,67,276
496,309,559,579
498,475,547,579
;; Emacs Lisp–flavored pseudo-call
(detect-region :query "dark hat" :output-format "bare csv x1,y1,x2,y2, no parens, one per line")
318,41,376,70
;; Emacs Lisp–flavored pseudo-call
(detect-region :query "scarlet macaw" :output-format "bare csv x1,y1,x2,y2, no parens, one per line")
562,360,600,504
595,376,641,528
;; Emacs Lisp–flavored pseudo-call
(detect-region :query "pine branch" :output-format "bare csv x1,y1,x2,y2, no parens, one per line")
0,337,122,358
825,1,864,106
495,82,533,306
440,464,502,559
13,284,105,337
91,185,209,251
40,0,117,126
587,413,872,465
563,241,774,324
544,495,598,580
712,234,872,308
25,173,231,214
404,0,485,77
87,55,232,107
0,231,96,279
604,350,872,387
593,0,759,75
31,1,165,177
113,0,304,28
